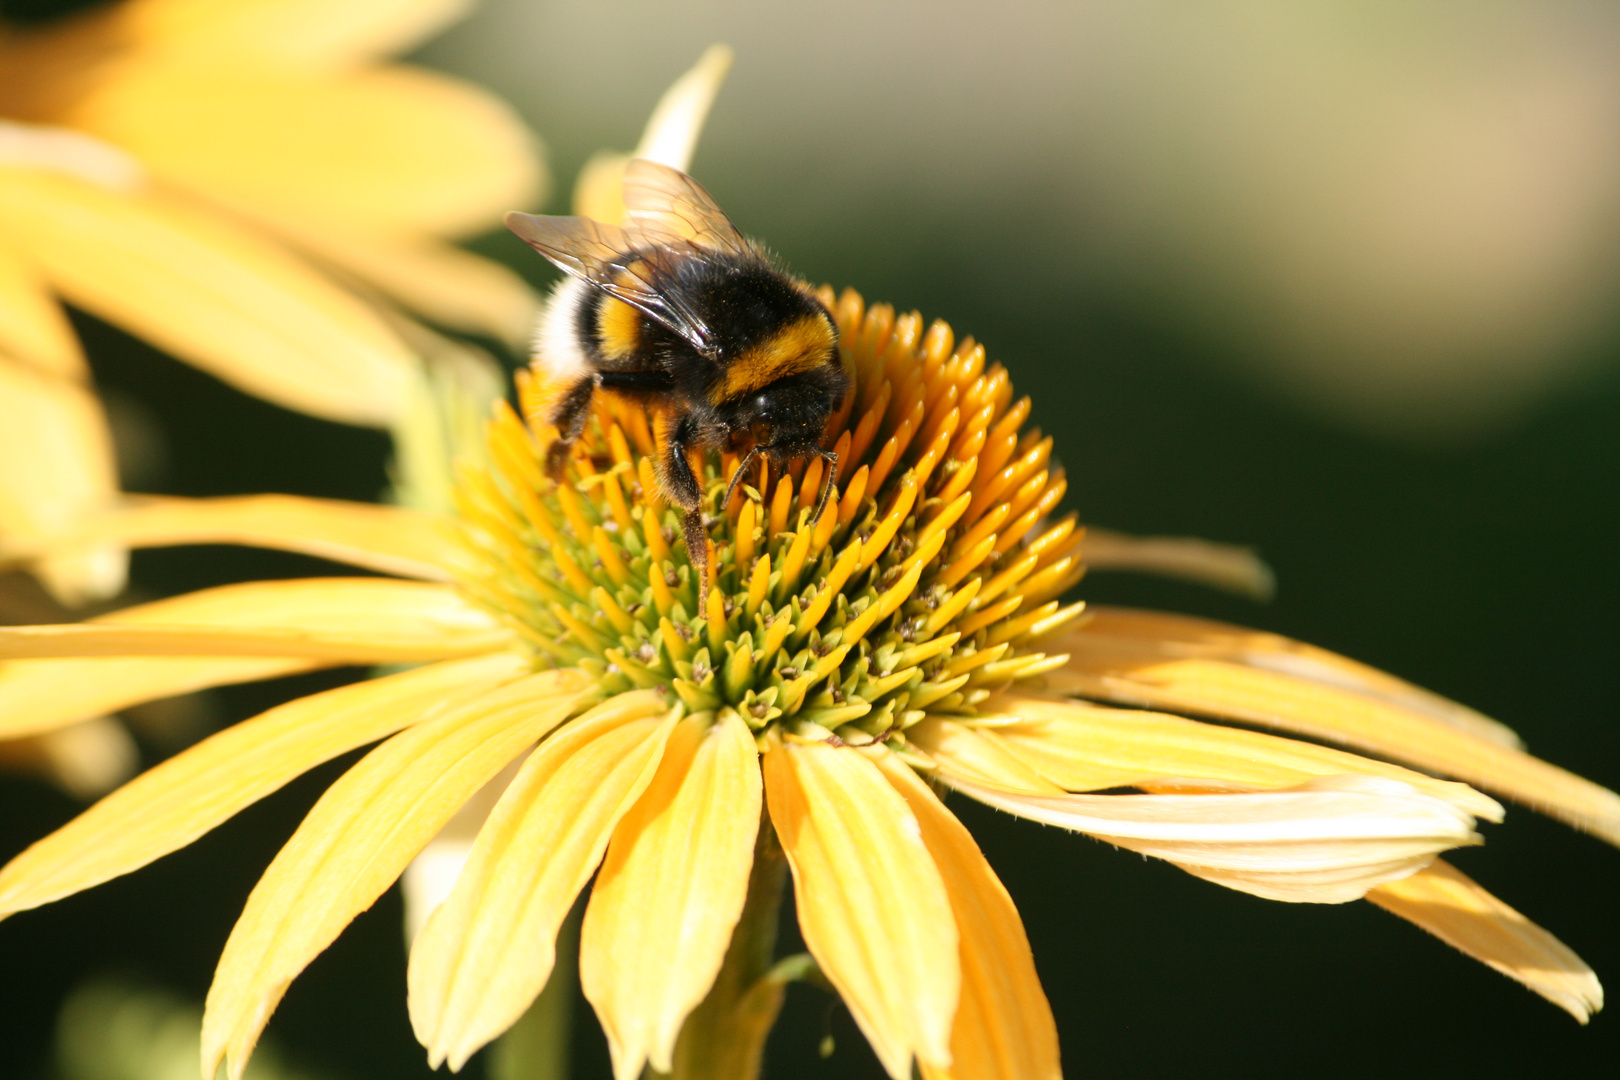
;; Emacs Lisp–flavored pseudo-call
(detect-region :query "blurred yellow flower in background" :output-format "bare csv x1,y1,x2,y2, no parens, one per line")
0,0,544,604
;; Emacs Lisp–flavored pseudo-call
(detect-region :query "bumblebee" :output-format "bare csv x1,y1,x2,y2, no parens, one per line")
506,160,847,612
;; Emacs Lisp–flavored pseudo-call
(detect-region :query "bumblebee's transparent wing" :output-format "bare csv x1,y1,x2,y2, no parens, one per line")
505,210,715,354
621,159,751,256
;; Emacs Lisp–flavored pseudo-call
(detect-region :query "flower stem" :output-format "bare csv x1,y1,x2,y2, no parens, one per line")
657,817,791,1080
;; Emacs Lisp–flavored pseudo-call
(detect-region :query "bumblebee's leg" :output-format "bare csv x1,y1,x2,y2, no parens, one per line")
543,375,598,479
810,447,840,524
720,446,763,515
653,412,712,617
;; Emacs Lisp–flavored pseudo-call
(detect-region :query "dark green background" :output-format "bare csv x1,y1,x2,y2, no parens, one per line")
2,2,1617,1077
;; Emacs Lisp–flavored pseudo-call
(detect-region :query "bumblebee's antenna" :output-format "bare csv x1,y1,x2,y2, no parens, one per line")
810,448,840,525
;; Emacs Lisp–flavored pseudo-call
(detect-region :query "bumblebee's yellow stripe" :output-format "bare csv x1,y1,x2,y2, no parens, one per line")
595,296,642,362
716,315,835,401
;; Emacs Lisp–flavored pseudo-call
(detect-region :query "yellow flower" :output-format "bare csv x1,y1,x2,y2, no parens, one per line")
0,274,1611,1078
0,0,543,603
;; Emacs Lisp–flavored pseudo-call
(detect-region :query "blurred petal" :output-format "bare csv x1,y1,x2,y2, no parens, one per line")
74,66,542,237
0,715,136,798
1368,859,1603,1022
581,712,761,1080
1082,528,1275,600
943,770,1482,904
276,223,539,346
120,0,473,68
0,243,83,377
0,356,123,603
762,735,958,1080
874,753,1061,1080
0,168,412,425
0,578,508,738
985,692,1503,820
1051,607,1620,846
408,692,677,1071
202,668,595,1080
0,653,527,918
573,44,733,223
0,494,458,582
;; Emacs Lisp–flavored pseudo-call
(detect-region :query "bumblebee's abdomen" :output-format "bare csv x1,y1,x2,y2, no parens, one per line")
593,295,643,362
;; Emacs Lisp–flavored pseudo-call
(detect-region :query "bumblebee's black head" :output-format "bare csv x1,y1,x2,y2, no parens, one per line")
720,364,847,458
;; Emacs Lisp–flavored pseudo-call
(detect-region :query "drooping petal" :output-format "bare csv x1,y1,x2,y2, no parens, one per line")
0,355,123,603
0,495,458,581
873,752,1061,1080
762,735,959,1080
0,168,412,426
120,0,473,69
1367,859,1603,1023
408,692,678,1071
1081,528,1275,600
0,653,529,918
1050,607,1620,846
1056,606,1524,744
984,693,1503,820
74,66,540,239
0,578,509,738
581,712,761,1080
0,243,83,377
572,44,733,223
942,770,1481,904
201,668,596,1080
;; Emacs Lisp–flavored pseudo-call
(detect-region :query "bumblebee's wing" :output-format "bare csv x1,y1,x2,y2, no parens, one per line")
621,159,751,257
505,210,715,354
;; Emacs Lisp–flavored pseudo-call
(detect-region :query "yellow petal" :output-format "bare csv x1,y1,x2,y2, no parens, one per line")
271,223,539,347
874,752,1061,1080
1367,859,1603,1023
0,494,457,582
905,717,1063,795
74,66,541,238
984,692,1503,820
0,243,83,376
0,655,314,742
0,578,507,738
0,355,123,603
762,735,959,1080
0,621,504,662
573,44,733,223
1051,606,1620,846
408,691,678,1071
0,653,526,918
1057,606,1523,746
581,712,761,1080
121,0,473,69
0,168,411,425
944,772,1482,904
201,667,595,1080
1082,528,1275,600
